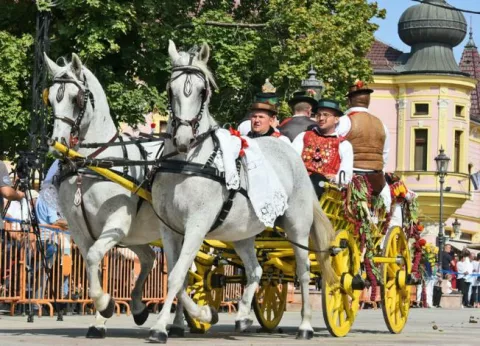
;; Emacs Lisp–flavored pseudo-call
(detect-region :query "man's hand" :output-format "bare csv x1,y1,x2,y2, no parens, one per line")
55,219,69,230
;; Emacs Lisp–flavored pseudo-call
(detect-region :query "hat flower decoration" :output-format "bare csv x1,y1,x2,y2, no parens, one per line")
354,79,364,89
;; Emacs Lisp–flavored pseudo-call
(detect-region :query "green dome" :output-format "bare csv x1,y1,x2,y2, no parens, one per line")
397,0,468,74
399,0,466,47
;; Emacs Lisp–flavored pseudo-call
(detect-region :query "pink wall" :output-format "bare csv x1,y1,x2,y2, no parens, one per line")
370,87,398,172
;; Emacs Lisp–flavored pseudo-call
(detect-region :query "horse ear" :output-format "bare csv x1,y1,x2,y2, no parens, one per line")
71,53,83,78
168,40,180,62
198,42,210,63
44,52,61,76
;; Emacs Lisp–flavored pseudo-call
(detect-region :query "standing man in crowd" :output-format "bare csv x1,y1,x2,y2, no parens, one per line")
292,99,353,198
336,80,391,210
0,161,25,226
278,90,317,142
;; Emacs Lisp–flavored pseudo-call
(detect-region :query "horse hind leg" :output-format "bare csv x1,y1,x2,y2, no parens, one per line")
232,238,262,332
282,215,315,340
128,244,155,326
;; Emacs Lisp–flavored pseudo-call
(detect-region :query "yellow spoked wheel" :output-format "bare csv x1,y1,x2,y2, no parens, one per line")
380,226,412,334
322,230,361,337
252,272,288,331
184,266,224,334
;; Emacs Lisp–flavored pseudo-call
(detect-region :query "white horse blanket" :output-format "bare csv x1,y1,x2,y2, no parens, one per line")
214,129,288,227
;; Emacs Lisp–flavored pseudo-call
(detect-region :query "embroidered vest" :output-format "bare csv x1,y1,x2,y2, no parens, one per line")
301,131,342,176
279,116,316,141
346,112,385,171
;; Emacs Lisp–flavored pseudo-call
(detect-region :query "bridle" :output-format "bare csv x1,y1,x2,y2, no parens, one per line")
167,54,210,143
45,73,95,148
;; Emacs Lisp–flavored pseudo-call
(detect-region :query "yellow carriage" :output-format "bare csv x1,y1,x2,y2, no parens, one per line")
51,140,413,337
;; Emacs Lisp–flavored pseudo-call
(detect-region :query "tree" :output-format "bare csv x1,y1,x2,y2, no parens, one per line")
0,0,385,157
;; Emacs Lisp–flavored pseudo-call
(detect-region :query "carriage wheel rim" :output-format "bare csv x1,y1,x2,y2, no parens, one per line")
322,230,361,337
381,226,411,334
253,276,288,331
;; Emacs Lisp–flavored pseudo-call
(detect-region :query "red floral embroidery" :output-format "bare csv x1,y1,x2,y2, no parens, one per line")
301,131,341,176
230,127,249,157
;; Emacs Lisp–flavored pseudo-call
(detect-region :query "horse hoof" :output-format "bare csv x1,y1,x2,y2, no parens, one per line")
235,318,253,332
210,306,219,325
86,326,106,339
148,330,168,343
99,298,115,319
168,326,185,337
133,306,149,326
296,329,314,340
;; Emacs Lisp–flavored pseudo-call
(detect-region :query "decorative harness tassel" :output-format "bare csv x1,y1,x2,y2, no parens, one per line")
74,174,83,206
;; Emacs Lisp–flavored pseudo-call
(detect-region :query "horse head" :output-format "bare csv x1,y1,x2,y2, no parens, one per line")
44,53,109,152
167,40,217,153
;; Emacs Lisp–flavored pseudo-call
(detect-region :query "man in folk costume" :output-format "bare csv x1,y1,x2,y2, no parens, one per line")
337,80,392,210
246,102,290,144
278,90,317,142
238,79,279,136
292,99,353,198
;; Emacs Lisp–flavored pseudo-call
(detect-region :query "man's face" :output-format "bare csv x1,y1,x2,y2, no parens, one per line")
315,108,339,133
444,245,451,253
251,111,273,134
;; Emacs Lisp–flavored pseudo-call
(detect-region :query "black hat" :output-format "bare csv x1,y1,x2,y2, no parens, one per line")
288,90,317,108
314,99,343,117
346,80,374,97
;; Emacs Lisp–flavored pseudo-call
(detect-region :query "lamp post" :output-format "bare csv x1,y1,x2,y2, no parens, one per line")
301,65,325,101
435,146,450,265
452,218,461,240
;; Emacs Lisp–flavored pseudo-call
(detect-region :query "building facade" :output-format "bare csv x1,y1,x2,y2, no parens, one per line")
366,0,480,249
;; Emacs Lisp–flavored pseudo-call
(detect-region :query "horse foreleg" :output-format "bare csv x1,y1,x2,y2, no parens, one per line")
128,244,155,326
149,230,207,343
86,232,123,318
233,238,262,332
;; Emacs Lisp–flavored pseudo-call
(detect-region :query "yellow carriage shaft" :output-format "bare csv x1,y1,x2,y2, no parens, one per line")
48,139,152,202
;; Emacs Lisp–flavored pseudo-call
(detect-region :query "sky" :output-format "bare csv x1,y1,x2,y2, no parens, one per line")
371,0,480,62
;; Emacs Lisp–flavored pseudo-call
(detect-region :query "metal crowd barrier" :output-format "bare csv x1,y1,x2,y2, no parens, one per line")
1,221,240,317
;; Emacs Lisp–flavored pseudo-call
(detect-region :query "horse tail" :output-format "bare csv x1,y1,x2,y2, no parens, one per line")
311,198,336,285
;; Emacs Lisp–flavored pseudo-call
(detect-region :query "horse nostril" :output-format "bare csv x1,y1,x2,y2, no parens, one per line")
189,138,194,145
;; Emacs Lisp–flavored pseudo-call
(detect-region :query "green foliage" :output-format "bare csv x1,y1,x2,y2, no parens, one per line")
0,31,33,158
0,0,385,157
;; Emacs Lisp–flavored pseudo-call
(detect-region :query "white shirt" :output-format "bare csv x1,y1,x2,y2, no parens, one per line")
457,259,474,282
292,131,353,184
336,107,390,171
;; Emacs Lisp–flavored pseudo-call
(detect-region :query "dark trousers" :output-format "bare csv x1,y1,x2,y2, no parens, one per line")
470,285,478,306
432,286,442,307
458,278,471,307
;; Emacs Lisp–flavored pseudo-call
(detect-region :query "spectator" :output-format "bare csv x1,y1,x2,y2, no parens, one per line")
469,252,479,308
456,250,473,308
0,160,25,225
33,160,69,302
451,253,458,290
441,244,455,277
432,264,444,308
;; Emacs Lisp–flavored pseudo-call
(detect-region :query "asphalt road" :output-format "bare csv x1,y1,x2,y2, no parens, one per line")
0,308,479,345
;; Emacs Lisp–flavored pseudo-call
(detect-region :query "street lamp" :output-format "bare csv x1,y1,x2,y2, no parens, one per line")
452,218,461,240
301,65,325,101
435,146,450,264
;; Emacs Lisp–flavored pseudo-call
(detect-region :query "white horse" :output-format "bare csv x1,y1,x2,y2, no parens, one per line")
44,53,189,338
148,40,336,343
